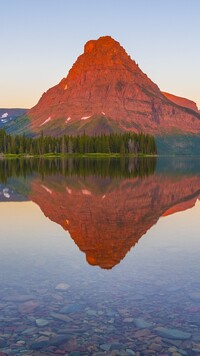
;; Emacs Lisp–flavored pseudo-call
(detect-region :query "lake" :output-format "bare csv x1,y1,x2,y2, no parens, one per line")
0,157,200,355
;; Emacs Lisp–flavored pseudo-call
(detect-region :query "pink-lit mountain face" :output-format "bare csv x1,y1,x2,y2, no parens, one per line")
162,92,199,113
28,36,200,136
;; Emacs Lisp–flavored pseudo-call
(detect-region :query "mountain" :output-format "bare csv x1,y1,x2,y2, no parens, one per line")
0,108,27,129
22,36,199,137
3,35,200,157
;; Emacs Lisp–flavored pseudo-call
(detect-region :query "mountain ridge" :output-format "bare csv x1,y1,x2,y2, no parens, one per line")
162,92,199,113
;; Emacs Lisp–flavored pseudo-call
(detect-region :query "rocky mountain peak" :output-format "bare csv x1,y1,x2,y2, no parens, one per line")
84,36,119,52
66,35,137,83
83,36,127,58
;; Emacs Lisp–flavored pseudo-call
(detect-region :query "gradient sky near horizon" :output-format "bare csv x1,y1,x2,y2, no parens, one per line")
1,0,200,109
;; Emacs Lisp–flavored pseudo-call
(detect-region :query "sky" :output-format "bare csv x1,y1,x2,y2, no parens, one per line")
1,0,200,109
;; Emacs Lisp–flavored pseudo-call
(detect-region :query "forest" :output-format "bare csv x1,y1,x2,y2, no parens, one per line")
0,129,157,155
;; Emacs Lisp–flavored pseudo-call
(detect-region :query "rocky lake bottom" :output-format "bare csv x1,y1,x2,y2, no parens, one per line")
1,262,200,356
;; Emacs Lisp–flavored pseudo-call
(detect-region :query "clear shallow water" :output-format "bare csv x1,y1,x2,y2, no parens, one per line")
0,157,200,355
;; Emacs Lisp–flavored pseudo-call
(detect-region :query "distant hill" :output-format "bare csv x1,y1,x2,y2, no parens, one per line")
0,108,27,129
156,135,200,156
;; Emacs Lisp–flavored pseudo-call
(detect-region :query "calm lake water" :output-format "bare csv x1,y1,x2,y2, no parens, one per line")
0,157,200,355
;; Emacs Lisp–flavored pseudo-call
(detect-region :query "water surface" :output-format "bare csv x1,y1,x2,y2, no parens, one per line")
0,157,200,355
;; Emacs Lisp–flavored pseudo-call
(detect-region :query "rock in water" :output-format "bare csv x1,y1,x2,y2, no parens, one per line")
55,283,70,291
154,327,191,340
59,303,84,314
35,318,49,327
133,318,153,329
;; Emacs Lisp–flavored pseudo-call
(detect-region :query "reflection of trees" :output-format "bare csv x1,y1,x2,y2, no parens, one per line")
0,157,157,183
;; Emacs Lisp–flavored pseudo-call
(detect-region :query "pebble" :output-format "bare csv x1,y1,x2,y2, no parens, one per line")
168,347,178,352
164,339,182,347
50,312,72,322
22,327,38,334
3,295,34,302
18,300,39,314
59,303,84,314
30,339,49,350
126,349,136,355
49,334,70,346
16,340,25,345
110,342,126,350
55,283,70,291
35,318,49,327
178,350,188,355
134,329,151,338
133,318,153,329
148,342,162,351
123,317,134,323
86,309,97,316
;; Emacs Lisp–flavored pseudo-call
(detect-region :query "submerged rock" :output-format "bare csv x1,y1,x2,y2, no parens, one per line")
100,343,111,351
49,334,70,346
50,312,72,322
154,327,191,340
30,339,49,350
55,283,70,291
123,317,134,323
18,300,39,314
35,318,49,327
126,349,136,355
133,318,153,329
86,309,97,316
60,303,84,314
110,342,126,350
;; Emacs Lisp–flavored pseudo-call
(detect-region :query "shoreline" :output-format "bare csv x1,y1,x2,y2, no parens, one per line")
0,153,158,159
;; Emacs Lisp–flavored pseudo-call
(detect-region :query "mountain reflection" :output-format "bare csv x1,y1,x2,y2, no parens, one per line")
0,157,200,269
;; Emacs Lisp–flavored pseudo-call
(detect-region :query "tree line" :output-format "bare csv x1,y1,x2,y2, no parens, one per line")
0,129,157,155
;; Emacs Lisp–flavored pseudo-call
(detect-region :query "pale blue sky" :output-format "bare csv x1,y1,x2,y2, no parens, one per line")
1,0,200,108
